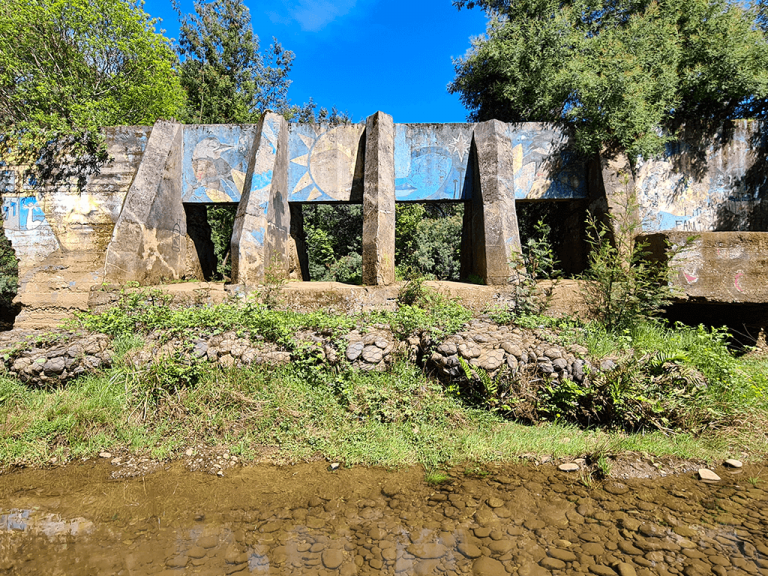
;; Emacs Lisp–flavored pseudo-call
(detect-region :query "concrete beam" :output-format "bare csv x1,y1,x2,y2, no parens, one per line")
231,113,291,285
462,119,521,285
362,112,396,286
104,120,192,285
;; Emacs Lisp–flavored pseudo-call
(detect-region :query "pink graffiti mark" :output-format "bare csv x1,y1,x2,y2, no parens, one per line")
734,272,745,293
683,272,698,284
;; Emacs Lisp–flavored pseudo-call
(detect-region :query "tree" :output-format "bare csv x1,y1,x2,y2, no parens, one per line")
176,0,295,124
450,0,768,159
0,0,186,187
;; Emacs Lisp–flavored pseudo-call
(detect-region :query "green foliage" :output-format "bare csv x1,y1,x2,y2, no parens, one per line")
395,204,463,281
580,211,685,330
510,219,561,315
75,287,358,347
304,205,363,284
207,205,236,280
451,0,768,159
380,275,473,340
176,0,293,123
0,0,185,188
0,229,17,307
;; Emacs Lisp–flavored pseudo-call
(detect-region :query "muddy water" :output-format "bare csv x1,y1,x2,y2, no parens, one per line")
1,461,767,576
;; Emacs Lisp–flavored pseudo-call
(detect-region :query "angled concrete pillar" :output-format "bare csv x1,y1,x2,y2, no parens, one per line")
231,112,291,286
362,111,395,286
461,119,521,285
104,120,192,284
589,150,640,257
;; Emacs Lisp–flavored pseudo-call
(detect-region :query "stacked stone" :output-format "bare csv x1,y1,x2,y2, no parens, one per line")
124,331,293,370
426,320,591,383
343,326,400,372
1,333,112,384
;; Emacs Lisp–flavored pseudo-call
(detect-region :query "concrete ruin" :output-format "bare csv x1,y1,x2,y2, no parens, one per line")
1,114,767,327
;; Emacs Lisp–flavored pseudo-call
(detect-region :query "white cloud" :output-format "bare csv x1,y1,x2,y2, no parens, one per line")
268,0,358,32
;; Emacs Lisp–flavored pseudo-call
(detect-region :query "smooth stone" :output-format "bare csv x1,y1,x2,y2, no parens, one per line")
487,498,505,508
616,563,637,576
540,557,566,570
548,548,577,562
198,536,218,549
407,543,447,559
589,566,618,576
517,562,549,576
166,556,188,568
322,549,344,570
458,542,483,559
724,459,743,468
474,527,492,538
559,463,580,472
698,469,721,482
99,452,112,459
472,556,506,576
603,482,629,495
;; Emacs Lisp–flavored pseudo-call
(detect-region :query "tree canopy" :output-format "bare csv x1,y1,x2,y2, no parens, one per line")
176,0,295,124
0,0,185,186
450,0,768,159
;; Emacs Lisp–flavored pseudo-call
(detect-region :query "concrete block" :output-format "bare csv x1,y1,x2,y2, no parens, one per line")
462,119,521,285
639,231,768,304
362,111,396,286
104,121,190,285
231,113,291,285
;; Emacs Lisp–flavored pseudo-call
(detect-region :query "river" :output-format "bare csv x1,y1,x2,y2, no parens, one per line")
0,460,766,575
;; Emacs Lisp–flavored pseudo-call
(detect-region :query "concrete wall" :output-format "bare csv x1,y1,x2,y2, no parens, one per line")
637,120,767,233
2,116,767,322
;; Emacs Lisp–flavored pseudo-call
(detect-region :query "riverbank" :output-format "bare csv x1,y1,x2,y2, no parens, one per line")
1,459,767,576
1,284,767,476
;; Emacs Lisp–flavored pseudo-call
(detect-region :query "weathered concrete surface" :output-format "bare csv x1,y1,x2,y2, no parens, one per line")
287,122,366,202
231,113,296,285
639,231,768,304
590,150,640,255
362,112,396,286
104,121,193,285
637,120,767,232
462,119,521,285
3,126,152,328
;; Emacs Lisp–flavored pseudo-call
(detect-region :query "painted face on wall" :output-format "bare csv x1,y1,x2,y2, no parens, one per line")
44,190,118,253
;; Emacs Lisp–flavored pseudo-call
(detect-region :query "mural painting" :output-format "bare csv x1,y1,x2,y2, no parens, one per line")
394,124,474,202
287,124,366,203
1,195,60,264
507,125,587,200
182,126,255,203
636,124,766,232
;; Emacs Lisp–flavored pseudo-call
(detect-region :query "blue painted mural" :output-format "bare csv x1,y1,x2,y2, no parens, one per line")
507,125,587,200
182,126,256,203
287,123,366,203
636,121,766,232
394,124,474,202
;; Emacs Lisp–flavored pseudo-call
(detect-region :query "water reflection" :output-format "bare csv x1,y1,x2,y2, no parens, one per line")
0,461,766,575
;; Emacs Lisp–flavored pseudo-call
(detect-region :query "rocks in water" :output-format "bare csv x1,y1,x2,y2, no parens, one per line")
472,556,506,576
321,549,344,569
698,469,721,482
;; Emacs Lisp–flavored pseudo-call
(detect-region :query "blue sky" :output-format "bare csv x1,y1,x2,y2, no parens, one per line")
144,0,490,123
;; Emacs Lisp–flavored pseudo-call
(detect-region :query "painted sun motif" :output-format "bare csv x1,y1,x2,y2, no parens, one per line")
448,132,471,163
289,125,364,202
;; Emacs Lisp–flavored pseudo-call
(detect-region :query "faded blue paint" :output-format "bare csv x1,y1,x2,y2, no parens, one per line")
394,124,473,201
250,227,265,245
507,126,587,200
182,126,255,203
2,196,46,231
287,123,366,203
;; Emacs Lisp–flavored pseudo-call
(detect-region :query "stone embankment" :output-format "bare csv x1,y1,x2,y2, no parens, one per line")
0,320,595,387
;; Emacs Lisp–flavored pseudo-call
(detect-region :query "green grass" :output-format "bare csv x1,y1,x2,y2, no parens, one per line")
1,351,766,469
3,286,767,469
